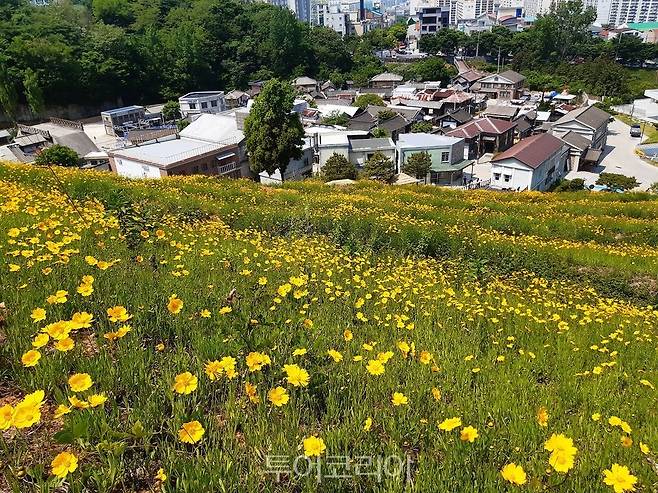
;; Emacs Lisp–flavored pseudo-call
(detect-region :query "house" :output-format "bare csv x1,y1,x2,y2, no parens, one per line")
349,137,396,167
558,130,602,170
394,99,446,121
476,70,526,100
225,90,249,109
314,132,394,172
293,77,319,94
101,106,148,136
550,105,609,150
259,138,315,184
18,118,99,158
451,69,489,92
365,105,422,123
490,133,569,191
108,112,249,179
436,108,474,129
446,117,516,158
347,108,411,141
396,133,472,186
369,72,404,89
512,113,534,139
418,6,450,35
482,104,518,121
0,129,11,145
178,91,227,119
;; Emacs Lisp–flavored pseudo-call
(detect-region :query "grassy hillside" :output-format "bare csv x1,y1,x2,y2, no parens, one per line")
0,162,656,492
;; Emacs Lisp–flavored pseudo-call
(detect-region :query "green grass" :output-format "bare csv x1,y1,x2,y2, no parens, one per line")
0,162,657,492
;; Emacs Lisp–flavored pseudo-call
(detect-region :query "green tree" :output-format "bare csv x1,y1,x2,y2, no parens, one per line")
92,0,135,26
411,121,433,133
372,128,388,138
596,173,639,191
23,68,44,116
321,111,349,126
34,145,80,167
162,101,181,122
244,79,304,180
402,151,432,183
353,93,384,110
533,0,596,61
0,61,19,122
321,152,357,181
377,109,396,122
363,151,394,183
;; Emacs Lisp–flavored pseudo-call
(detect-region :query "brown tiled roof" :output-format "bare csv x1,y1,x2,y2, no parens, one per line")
554,105,609,130
446,117,516,139
491,133,565,169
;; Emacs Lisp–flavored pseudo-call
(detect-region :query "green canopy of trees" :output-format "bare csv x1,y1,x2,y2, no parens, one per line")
321,152,357,181
34,144,79,167
363,151,395,183
402,151,432,183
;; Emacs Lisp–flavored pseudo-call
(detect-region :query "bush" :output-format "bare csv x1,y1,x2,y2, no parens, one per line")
553,178,585,192
353,94,384,110
363,151,395,183
322,153,357,181
596,172,639,191
34,144,79,167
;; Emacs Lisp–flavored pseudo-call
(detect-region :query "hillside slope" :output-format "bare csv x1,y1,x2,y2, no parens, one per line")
0,162,656,492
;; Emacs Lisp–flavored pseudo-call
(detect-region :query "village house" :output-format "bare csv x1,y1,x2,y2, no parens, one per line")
482,104,519,121
314,131,394,173
225,90,249,109
178,91,227,118
369,72,404,89
101,105,162,137
446,117,516,159
475,70,526,100
436,108,473,130
451,69,489,92
396,133,472,185
490,133,569,191
549,105,609,150
293,76,320,94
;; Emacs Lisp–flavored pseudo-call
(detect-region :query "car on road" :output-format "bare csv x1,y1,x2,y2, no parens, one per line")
630,124,642,137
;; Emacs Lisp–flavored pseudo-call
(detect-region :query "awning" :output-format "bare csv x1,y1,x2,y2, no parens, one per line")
430,159,474,173
583,148,602,162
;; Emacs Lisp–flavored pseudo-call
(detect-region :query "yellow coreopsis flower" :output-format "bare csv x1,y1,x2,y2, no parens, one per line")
51,451,78,478
54,405,71,418
537,406,549,427
155,468,167,482
292,348,307,356
172,372,198,394
343,329,353,341
283,364,310,387
391,392,408,406
366,359,385,376
245,382,260,403
55,338,75,352
32,333,49,348
432,388,441,401
602,464,637,493
68,373,93,392
327,349,343,362
363,417,372,431
0,404,14,430
167,295,183,315
303,436,326,457
178,420,205,444
267,386,289,407
501,463,527,485
438,417,462,431
21,349,41,367
31,307,46,323
245,351,271,372
460,426,478,442
107,306,131,323
68,396,90,409
88,394,107,407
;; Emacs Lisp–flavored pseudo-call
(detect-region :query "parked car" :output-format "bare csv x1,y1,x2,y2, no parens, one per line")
630,124,642,137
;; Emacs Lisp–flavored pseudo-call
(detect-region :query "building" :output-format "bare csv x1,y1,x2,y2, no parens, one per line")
550,105,609,150
259,138,315,184
314,132,394,171
17,118,99,158
622,22,658,41
293,77,320,94
482,104,519,121
596,0,658,26
324,11,351,36
288,0,312,22
490,133,569,191
178,91,227,118
451,69,490,91
101,106,147,137
396,133,472,185
225,90,250,109
369,72,404,89
349,137,396,166
418,6,451,34
446,117,516,158
459,0,497,19
347,110,411,141
476,70,526,100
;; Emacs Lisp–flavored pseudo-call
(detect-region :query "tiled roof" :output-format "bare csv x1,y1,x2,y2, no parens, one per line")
491,133,565,169
446,117,516,138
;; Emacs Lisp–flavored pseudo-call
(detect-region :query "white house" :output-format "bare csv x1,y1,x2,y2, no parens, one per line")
178,91,227,118
396,133,471,185
550,105,610,150
490,133,569,191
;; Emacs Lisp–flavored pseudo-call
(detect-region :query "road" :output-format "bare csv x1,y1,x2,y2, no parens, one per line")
565,118,658,190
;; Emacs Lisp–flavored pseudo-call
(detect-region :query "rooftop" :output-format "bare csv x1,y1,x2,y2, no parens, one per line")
110,138,223,167
349,137,395,151
179,113,244,145
554,105,609,130
101,105,145,116
370,72,404,82
491,133,565,169
398,132,462,148
179,91,224,100
446,117,516,139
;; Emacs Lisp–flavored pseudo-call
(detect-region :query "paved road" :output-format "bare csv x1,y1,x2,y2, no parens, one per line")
565,118,658,190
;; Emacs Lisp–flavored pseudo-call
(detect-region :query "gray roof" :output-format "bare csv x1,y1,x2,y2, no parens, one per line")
559,130,592,150
349,137,395,151
370,72,404,82
554,105,609,130
109,137,224,168
14,134,47,147
498,70,526,84
483,105,518,118
366,104,419,121
294,76,318,86
30,122,99,157
398,132,462,149
396,99,445,110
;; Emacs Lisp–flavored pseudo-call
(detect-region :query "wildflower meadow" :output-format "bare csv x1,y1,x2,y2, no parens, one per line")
0,161,656,492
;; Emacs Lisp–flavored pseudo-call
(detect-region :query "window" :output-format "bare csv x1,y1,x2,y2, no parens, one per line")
441,151,450,162
494,173,501,180
192,165,199,173
201,102,208,109
189,103,196,109
211,100,218,107
503,174,511,182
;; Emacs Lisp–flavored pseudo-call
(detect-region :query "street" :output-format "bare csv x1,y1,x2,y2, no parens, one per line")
565,118,658,190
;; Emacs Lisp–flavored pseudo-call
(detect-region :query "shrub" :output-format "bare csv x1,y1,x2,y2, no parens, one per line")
596,172,639,191
322,153,357,181
553,178,585,192
34,144,79,167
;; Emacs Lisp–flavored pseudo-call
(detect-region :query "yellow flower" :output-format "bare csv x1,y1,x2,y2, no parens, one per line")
639,442,651,454
293,348,307,356
88,394,107,407
609,416,622,427
391,392,408,406
438,417,462,431
68,373,93,392
602,464,637,493
268,386,289,407
55,338,75,352
302,436,327,457
460,426,479,443
620,435,633,448
12,401,42,429
419,351,432,364
77,283,94,297
283,364,310,387
549,449,577,473
32,333,49,348
51,451,78,478
155,468,167,482
536,406,549,427
54,405,71,418
245,351,271,372
397,341,410,357
167,295,183,314
107,305,131,323
47,290,68,304
155,343,165,352
343,329,353,341
219,306,232,315
501,463,527,485
620,421,632,434
432,388,441,401
245,382,260,403
31,307,46,323
544,434,575,453
44,321,71,341
172,372,198,394
68,396,90,409
592,413,602,421
0,404,14,430
21,349,41,367
327,349,343,362
363,417,372,431
178,420,205,444
200,309,211,318
366,359,385,376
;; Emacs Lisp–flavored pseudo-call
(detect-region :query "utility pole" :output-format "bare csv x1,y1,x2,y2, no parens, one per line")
497,45,501,73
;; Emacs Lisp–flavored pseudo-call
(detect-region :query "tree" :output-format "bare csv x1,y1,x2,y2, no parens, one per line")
596,173,639,191
321,111,349,126
411,121,433,133
244,79,304,180
377,109,396,122
372,128,388,138
322,153,357,181
353,93,384,110
363,151,395,183
23,68,44,116
34,145,80,167
162,101,181,122
552,178,585,191
411,57,454,83
402,151,432,183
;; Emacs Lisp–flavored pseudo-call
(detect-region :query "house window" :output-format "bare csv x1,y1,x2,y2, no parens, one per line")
201,102,208,109
189,103,196,109
211,100,218,107
494,173,501,180
441,151,450,162
503,174,511,182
